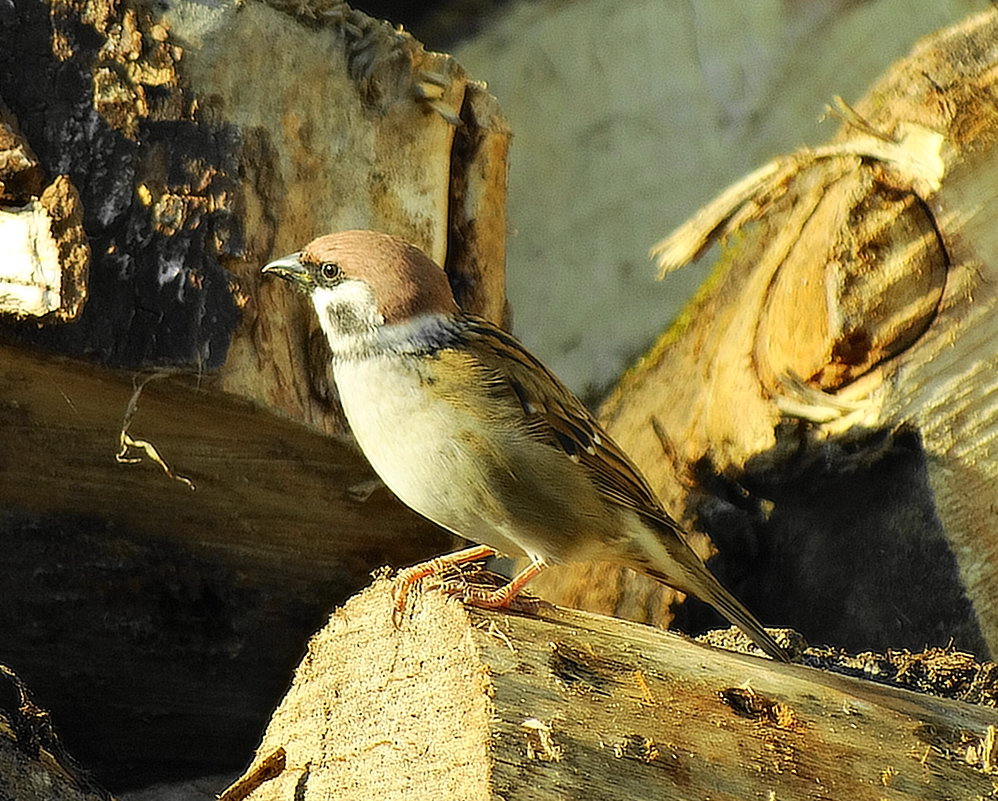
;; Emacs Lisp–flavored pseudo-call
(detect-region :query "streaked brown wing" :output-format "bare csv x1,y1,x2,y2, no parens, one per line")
461,315,670,520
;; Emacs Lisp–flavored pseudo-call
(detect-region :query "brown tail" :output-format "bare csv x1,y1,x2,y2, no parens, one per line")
645,563,790,663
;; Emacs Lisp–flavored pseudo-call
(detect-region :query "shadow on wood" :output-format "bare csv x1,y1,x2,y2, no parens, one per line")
0,343,453,786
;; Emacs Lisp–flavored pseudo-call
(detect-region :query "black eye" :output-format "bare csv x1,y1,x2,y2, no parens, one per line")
320,262,340,280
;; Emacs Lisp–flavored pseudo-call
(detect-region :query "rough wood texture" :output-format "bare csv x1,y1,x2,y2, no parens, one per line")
166,0,510,426
452,0,985,395
0,0,508,788
0,0,509,411
224,583,998,800
0,98,90,322
6,0,997,792
0,340,454,784
0,665,112,801
528,9,998,658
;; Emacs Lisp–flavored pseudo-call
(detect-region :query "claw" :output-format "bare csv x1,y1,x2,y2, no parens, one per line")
391,545,498,623
390,548,549,621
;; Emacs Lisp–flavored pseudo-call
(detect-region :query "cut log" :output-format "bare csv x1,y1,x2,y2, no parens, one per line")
0,665,113,801
224,582,998,801
0,339,454,784
4,0,996,791
533,8,998,658
0,0,507,786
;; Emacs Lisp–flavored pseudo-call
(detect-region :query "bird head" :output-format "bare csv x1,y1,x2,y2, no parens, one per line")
263,230,460,355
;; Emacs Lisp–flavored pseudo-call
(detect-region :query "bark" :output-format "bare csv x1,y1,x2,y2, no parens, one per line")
451,0,983,396
0,0,508,787
0,665,113,801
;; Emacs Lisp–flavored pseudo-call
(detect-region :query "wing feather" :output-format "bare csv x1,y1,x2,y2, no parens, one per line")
460,316,673,522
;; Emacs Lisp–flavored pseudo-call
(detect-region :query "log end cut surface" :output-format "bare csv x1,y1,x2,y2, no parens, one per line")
225,580,493,800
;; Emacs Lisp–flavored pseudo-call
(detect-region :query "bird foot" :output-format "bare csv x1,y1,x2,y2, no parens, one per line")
444,562,546,610
392,549,548,623
392,545,498,624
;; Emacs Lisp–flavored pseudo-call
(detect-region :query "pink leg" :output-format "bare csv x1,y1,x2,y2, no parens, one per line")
458,562,546,608
393,545,498,612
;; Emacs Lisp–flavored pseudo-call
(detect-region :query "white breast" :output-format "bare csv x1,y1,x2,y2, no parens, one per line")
334,355,444,493
333,355,534,558
332,348,629,567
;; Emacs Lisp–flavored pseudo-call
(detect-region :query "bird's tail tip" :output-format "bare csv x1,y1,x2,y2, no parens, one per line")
645,566,792,663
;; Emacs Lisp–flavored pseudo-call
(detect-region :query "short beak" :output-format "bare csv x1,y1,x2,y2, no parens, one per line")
261,252,312,288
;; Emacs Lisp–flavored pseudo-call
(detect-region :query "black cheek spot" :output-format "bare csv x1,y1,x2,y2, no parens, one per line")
326,303,365,334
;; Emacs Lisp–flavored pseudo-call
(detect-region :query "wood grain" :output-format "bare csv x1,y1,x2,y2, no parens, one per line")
539,9,998,658
227,582,998,800
0,342,453,783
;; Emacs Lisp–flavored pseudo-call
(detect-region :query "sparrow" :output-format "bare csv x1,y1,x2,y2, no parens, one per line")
263,230,789,661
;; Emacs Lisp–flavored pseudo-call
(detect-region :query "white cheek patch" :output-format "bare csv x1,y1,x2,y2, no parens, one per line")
312,280,384,348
